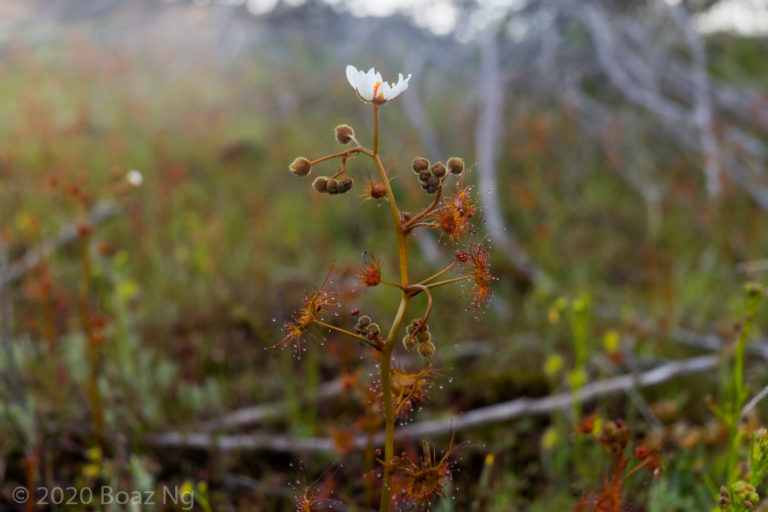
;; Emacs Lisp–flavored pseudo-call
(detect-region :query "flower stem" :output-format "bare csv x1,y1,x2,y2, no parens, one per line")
416,261,457,286
726,285,764,484
314,320,381,350
78,229,103,447
310,147,366,166
379,296,409,512
373,105,379,156
403,181,444,231
406,284,433,324
369,103,411,512
426,275,472,289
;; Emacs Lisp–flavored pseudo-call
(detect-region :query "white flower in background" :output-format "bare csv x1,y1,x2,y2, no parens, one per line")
126,169,143,187
345,65,411,105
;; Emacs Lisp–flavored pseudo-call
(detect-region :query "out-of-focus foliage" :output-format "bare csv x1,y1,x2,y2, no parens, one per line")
0,1,767,510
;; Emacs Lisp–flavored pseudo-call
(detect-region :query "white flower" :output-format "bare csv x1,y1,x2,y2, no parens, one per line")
345,65,411,105
126,169,143,187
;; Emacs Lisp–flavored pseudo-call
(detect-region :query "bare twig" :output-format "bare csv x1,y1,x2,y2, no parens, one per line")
198,378,344,432
476,28,555,292
741,384,768,419
1,201,122,286
388,354,716,442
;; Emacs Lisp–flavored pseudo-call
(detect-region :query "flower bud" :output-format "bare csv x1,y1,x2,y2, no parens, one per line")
402,334,418,351
339,176,354,193
412,157,429,173
423,183,438,194
326,178,339,194
745,282,763,298
312,176,328,193
418,170,432,182
335,124,355,144
368,323,380,336
447,157,464,175
418,339,436,358
358,315,371,328
431,162,447,178
289,157,312,177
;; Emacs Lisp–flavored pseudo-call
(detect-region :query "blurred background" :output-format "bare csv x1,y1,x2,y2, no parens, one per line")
1,0,768,509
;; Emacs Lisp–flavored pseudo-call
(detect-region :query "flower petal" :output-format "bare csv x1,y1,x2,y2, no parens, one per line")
346,65,359,89
346,66,410,103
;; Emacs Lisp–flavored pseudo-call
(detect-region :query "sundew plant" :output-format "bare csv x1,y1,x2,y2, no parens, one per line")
276,65,492,511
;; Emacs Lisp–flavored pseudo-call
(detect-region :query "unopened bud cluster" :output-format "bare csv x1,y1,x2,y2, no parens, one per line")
600,419,630,454
313,176,354,195
726,481,759,510
402,319,435,358
289,153,355,195
412,156,464,194
354,315,381,341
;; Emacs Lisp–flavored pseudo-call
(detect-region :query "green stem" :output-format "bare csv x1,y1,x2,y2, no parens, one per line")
726,286,764,484
78,230,103,447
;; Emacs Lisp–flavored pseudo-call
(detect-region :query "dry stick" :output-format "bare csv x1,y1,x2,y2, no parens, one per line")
475,29,555,293
1,201,122,286
148,355,717,454
194,323,751,434
741,384,768,420
198,379,344,432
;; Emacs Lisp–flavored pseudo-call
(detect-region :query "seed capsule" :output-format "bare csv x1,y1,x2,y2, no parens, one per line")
326,178,339,194
402,334,418,351
418,170,432,182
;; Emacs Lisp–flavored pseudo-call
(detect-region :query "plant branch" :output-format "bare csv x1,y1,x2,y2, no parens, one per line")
310,147,368,167
402,181,444,232
426,275,472,289
314,320,382,351
416,261,457,286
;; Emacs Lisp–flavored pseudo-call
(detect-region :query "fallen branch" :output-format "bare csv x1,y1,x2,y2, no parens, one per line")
148,355,717,453
198,378,343,432
1,200,122,286
387,354,717,442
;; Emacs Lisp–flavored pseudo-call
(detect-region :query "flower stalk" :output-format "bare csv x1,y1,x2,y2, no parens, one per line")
280,65,488,511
